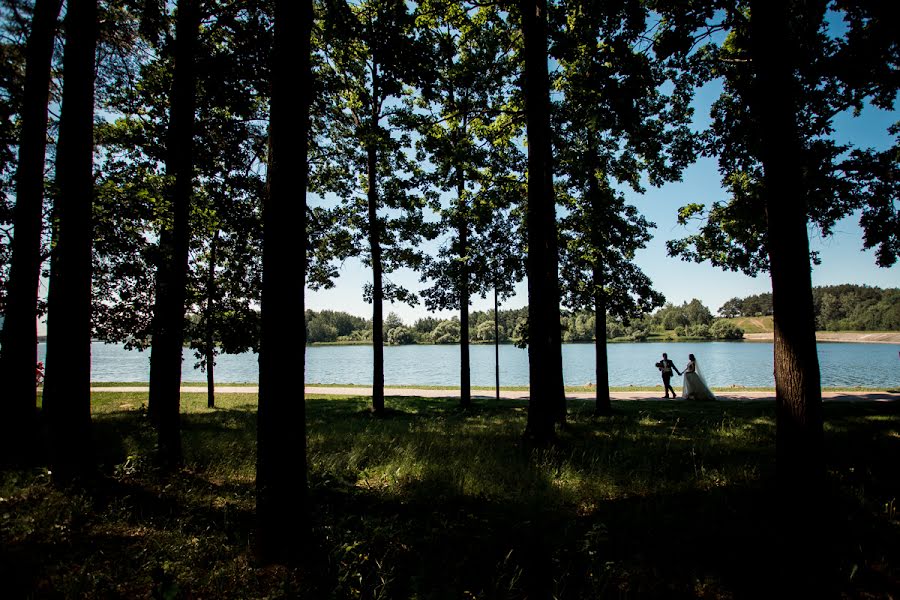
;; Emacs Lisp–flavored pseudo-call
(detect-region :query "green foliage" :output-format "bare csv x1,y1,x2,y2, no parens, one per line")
651,299,713,331
709,320,744,340
813,285,900,331
429,318,460,344
385,325,414,345
313,0,434,310
663,2,899,272
721,286,900,332
306,309,370,343
411,0,526,315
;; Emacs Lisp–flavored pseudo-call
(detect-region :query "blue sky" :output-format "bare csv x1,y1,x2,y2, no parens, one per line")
307,83,898,326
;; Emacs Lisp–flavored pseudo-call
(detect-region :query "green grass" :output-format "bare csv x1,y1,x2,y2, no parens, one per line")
3,392,898,598
720,316,775,334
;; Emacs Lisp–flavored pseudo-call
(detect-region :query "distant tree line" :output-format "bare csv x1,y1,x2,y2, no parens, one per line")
306,297,748,345
718,285,900,331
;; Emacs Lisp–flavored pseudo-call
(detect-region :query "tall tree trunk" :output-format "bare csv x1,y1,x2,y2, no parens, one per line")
750,0,826,592
587,158,611,414
0,0,63,466
205,230,218,409
368,65,385,416
750,0,823,491
148,0,200,469
457,173,471,408
520,0,565,441
593,281,611,415
494,286,500,402
257,0,312,564
42,0,97,482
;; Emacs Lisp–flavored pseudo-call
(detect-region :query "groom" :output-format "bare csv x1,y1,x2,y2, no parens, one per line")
655,352,681,399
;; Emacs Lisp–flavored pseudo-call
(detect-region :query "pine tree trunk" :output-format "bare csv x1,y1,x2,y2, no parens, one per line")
521,0,564,441
0,0,63,466
457,174,471,408
42,0,97,482
148,0,201,469
368,66,385,416
256,0,312,563
205,231,218,409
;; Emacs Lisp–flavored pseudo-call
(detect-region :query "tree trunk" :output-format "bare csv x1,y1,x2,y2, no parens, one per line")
205,230,218,409
368,65,385,416
457,173,471,408
750,1,826,591
256,0,312,564
0,0,63,466
148,0,201,469
593,284,611,415
42,0,97,482
520,0,565,441
587,156,611,415
750,0,823,492
494,287,500,402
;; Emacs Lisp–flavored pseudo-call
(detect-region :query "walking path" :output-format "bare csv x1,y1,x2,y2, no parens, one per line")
89,385,900,402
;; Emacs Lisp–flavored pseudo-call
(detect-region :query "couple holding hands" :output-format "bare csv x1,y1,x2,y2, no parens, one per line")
656,352,716,401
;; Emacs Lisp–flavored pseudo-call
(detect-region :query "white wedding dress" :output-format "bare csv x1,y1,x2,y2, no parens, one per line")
682,360,716,401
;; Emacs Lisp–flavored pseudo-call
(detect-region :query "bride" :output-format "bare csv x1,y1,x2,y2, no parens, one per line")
682,354,716,401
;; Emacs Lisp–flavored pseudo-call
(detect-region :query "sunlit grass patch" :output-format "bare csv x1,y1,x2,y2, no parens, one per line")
4,392,897,598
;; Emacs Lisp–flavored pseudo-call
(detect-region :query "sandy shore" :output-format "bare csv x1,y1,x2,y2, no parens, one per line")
89,385,900,402
744,331,900,343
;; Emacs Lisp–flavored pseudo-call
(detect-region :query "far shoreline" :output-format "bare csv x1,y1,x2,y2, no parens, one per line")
743,331,900,344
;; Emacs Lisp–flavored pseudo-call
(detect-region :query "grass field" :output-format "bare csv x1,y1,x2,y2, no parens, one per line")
2,392,898,598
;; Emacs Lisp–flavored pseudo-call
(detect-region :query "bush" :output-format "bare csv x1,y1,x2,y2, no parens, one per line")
686,324,711,339
710,320,744,340
386,326,414,345
430,320,460,344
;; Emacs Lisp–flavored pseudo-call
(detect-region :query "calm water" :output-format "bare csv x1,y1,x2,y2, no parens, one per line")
36,341,900,388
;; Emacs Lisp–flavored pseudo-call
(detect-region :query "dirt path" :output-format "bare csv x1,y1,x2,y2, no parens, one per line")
89,385,900,402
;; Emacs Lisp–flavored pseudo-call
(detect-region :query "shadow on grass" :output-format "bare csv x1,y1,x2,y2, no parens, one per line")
1,398,897,598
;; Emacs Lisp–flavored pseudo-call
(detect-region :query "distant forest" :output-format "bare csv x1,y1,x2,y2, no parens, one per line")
307,284,900,345
719,285,900,331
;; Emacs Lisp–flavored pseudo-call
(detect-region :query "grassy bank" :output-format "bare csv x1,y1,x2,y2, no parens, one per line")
3,393,898,598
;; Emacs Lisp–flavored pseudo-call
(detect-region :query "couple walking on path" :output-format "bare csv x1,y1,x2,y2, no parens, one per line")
656,352,716,401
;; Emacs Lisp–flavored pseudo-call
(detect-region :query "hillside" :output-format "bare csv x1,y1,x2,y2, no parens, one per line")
721,316,774,334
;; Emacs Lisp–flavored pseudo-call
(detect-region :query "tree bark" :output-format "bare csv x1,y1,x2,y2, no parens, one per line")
587,159,611,414
457,173,471,408
368,64,385,416
205,230,218,409
520,0,565,441
256,0,312,564
148,0,201,469
593,280,611,415
750,2,827,591
42,0,97,482
494,286,500,402
0,0,63,466
750,0,823,492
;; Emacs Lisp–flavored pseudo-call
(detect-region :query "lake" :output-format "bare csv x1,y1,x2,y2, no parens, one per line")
36,341,900,388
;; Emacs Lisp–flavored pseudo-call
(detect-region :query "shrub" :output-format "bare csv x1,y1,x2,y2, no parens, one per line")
710,320,744,340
